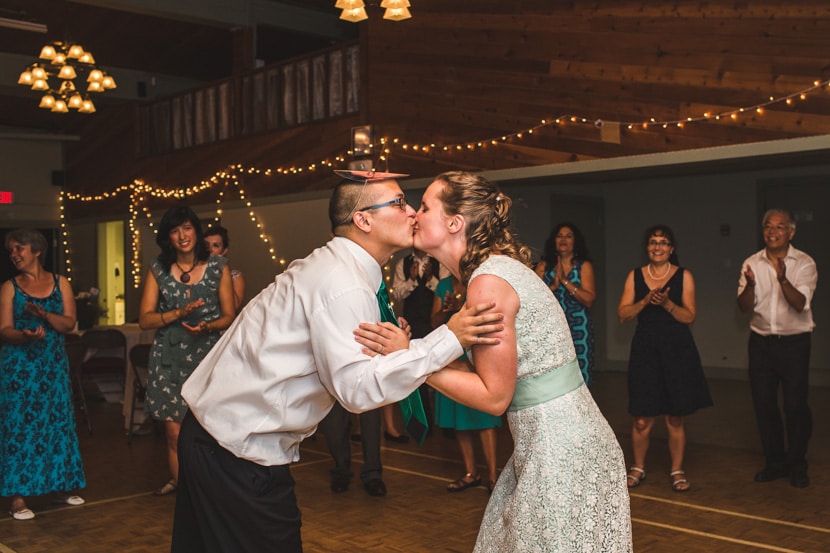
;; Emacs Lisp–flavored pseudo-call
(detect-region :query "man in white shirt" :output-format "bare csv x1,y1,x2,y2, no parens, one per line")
737,208,817,489
171,176,503,552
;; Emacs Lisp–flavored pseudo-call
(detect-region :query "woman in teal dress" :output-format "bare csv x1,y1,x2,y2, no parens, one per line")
139,207,236,496
1,229,86,520
535,222,596,385
431,275,501,493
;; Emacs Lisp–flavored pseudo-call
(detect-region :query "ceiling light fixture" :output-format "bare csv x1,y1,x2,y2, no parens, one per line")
17,41,116,114
336,0,412,23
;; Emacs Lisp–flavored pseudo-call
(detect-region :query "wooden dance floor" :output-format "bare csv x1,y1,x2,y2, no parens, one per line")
1,372,828,552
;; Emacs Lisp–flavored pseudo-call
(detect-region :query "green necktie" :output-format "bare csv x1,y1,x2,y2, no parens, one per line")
376,280,429,445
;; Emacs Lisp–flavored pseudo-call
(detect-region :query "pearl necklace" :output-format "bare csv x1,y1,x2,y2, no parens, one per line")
646,262,671,280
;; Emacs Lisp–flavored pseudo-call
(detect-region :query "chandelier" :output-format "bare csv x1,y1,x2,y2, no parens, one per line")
17,41,117,114
337,0,412,23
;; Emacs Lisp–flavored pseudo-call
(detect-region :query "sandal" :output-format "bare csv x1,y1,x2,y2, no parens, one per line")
447,473,481,492
626,466,646,488
670,470,690,492
154,478,178,496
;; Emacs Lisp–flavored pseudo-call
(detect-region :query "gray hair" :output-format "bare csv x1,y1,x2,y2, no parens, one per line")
762,208,795,230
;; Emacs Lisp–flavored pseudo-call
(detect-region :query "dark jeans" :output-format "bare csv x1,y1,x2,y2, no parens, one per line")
748,331,812,471
319,402,382,482
171,412,302,553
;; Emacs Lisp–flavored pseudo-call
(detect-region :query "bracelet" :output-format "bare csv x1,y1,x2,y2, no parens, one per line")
667,304,676,314
160,311,167,325
570,286,577,296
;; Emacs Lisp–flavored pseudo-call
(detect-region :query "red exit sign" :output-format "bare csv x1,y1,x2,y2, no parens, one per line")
0,191,12,204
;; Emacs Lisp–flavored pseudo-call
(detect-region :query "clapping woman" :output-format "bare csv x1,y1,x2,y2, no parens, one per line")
535,222,596,385
617,225,712,492
139,207,235,496
1,229,86,520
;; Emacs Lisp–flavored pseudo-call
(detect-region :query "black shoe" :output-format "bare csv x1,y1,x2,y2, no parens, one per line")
754,466,789,482
384,431,409,444
363,478,387,497
790,469,810,488
330,475,350,493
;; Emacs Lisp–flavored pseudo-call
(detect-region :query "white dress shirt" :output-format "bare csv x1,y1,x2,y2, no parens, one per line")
737,245,817,335
182,237,463,466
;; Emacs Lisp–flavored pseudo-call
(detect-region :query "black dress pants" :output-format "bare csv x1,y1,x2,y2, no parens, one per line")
748,331,812,471
319,402,382,483
171,412,302,553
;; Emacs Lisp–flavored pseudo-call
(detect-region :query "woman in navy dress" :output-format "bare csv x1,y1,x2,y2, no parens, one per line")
617,224,712,492
535,222,596,385
0,229,86,520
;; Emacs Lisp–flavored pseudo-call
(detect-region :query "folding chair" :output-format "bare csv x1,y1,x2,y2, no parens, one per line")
65,334,92,434
127,343,152,444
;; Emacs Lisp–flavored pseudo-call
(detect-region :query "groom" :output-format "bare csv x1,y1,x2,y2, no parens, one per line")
171,174,503,553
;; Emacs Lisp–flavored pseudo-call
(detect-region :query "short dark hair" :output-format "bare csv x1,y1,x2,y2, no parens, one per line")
643,224,679,265
5,228,48,258
155,206,208,271
328,179,385,233
204,225,230,249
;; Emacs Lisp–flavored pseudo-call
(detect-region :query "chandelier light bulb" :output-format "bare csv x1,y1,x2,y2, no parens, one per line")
58,65,77,80
67,44,84,59
39,94,56,109
101,74,117,89
39,44,57,60
87,69,104,83
340,7,368,22
52,52,66,65
383,7,412,20
17,70,33,85
51,99,69,113
68,92,84,109
87,81,103,92
78,52,95,64
79,97,96,113
335,0,364,8
31,79,49,91
31,66,47,80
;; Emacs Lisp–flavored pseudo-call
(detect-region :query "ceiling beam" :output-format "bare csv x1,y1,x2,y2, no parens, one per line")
69,0,350,39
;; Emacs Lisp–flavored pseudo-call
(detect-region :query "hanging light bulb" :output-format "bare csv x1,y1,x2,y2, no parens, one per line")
39,94,56,109
39,44,57,60
51,99,69,113
68,92,84,109
58,65,77,80
340,7,368,22
101,74,117,90
67,44,84,59
17,69,33,85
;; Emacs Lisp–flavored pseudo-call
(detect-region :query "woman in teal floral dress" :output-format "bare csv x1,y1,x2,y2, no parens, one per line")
139,207,236,496
1,229,86,520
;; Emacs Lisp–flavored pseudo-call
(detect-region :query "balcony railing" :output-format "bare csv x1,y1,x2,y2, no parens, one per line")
138,42,360,156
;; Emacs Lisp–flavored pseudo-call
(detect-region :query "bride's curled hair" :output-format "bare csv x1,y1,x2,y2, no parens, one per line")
434,171,532,282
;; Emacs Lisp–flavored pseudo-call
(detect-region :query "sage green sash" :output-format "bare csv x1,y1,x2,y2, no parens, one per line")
509,358,583,411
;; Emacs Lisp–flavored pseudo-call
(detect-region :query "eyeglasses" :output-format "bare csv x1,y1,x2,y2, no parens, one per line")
357,197,407,212
648,240,672,248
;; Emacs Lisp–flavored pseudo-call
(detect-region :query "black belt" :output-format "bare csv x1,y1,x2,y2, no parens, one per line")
751,331,809,341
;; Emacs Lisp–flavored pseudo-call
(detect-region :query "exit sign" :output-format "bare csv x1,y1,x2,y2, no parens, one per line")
0,191,12,204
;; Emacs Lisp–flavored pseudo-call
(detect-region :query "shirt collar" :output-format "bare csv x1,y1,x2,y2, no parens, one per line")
334,236,383,290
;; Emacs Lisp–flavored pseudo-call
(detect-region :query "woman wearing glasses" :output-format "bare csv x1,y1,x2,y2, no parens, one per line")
617,224,712,492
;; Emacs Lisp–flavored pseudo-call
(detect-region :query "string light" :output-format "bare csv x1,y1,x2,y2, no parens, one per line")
61,77,830,287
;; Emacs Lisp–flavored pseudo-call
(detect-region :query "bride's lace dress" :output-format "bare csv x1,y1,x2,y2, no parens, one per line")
471,256,632,552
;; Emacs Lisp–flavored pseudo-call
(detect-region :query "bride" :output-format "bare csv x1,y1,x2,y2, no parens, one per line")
355,171,632,551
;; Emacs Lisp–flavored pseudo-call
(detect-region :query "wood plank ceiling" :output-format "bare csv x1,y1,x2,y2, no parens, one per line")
3,1,830,215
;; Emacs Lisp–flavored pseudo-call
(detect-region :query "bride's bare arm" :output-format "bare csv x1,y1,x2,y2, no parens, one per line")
427,274,518,416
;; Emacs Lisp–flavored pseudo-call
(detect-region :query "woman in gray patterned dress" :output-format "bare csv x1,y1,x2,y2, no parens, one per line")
358,172,632,551
139,206,236,496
